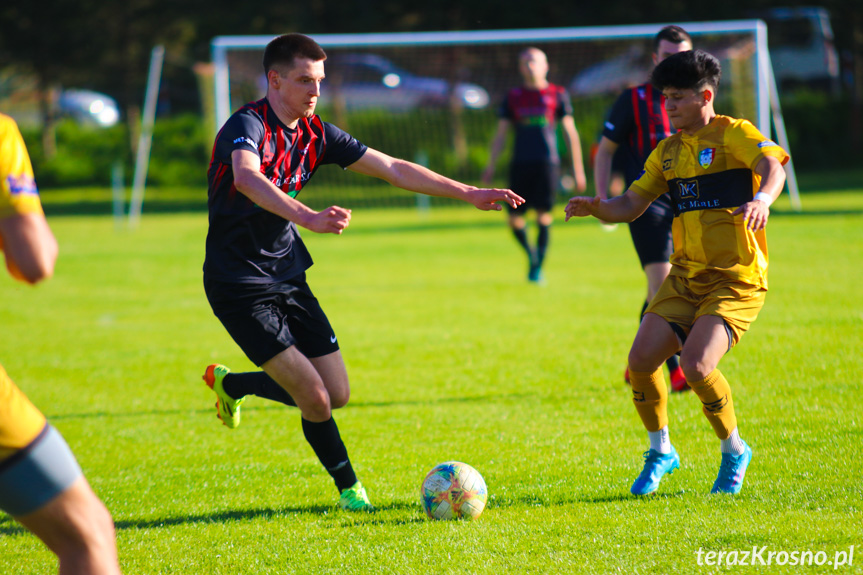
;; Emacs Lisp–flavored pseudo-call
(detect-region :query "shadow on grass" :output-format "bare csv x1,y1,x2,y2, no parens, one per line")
0,500,426,536
772,207,863,217
46,392,533,422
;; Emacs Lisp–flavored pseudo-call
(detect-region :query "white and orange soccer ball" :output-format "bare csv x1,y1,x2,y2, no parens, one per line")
420,461,488,520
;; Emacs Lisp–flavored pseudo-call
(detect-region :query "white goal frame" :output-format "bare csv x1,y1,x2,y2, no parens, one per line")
212,22,800,209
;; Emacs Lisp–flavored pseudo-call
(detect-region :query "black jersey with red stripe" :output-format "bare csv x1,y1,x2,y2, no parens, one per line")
601,82,674,187
499,84,573,164
205,98,367,284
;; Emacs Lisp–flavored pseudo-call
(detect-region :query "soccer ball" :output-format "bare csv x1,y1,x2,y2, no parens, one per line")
420,461,488,520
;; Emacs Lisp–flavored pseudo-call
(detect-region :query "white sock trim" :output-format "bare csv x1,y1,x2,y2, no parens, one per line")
721,428,746,455
648,426,671,454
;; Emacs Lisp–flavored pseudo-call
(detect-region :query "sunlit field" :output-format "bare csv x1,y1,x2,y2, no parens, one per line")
1,187,860,574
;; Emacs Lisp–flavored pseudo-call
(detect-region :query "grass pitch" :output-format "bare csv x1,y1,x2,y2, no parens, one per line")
0,187,861,574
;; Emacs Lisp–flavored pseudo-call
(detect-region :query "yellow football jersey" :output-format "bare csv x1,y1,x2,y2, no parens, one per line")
631,115,789,289
0,113,43,220
0,114,48,458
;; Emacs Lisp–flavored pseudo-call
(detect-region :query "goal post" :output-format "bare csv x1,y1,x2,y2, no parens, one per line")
212,22,800,210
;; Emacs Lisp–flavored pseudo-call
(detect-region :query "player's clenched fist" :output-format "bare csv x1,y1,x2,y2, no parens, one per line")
564,196,601,221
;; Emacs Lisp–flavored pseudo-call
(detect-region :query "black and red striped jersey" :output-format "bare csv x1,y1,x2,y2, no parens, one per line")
204,98,367,284
601,82,674,187
499,84,573,164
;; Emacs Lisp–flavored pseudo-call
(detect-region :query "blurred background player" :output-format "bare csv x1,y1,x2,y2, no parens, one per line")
202,34,523,512
483,47,587,284
593,26,692,390
0,112,121,574
565,50,788,495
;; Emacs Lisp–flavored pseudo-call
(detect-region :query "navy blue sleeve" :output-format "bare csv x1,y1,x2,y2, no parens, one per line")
498,93,513,121
321,121,368,168
557,88,574,119
601,89,634,144
214,108,266,163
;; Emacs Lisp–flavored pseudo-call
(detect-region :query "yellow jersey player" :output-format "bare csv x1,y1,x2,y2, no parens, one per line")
0,113,121,573
565,50,788,495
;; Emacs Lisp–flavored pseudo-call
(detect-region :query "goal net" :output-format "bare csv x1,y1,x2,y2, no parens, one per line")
212,22,798,210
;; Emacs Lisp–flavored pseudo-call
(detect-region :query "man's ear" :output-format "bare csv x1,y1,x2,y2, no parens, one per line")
703,88,713,103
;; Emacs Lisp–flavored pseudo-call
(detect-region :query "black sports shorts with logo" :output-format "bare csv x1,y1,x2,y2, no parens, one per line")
204,272,339,366
629,192,674,267
507,162,560,213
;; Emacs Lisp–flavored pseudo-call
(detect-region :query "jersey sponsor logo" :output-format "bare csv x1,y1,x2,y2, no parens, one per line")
233,136,257,148
669,169,754,216
272,172,312,190
699,148,716,169
677,179,700,200
330,335,337,343
6,174,38,196
637,87,646,100
757,140,778,148
604,121,615,131
662,158,673,171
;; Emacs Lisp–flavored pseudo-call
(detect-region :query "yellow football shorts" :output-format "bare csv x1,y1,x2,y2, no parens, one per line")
645,270,767,348
0,363,47,461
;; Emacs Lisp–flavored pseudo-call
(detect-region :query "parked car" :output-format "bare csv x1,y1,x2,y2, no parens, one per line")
318,53,490,111
568,46,650,97
58,89,120,127
756,6,840,92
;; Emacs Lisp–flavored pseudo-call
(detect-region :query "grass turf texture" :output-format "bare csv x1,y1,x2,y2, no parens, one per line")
0,188,861,574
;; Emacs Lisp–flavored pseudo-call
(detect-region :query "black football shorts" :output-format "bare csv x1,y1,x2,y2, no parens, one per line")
628,192,674,267
508,162,560,213
205,273,339,366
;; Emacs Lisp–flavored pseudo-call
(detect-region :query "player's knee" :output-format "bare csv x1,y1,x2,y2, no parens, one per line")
300,388,333,420
679,354,715,382
627,347,662,373
329,387,350,409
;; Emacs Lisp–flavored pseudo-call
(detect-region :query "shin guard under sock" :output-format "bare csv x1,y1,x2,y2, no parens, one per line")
688,369,737,439
301,416,358,492
628,367,668,432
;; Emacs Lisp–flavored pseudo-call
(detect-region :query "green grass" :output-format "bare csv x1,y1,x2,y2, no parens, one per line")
1,188,861,574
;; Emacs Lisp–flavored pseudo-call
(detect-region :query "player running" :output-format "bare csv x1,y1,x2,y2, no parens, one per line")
202,34,523,512
0,112,121,574
565,50,788,495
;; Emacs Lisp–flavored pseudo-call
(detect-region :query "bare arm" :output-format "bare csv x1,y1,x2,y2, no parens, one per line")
732,155,787,231
232,149,352,234
593,136,620,201
481,119,511,185
348,147,524,211
560,115,587,193
564,189,652,223
0,212,57,284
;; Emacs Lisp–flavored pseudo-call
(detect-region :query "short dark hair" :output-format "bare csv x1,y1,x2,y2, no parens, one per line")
263,33,327,74
651,49,721,93
653,25,692,53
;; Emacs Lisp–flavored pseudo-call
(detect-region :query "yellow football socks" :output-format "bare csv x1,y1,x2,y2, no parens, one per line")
629,367,668,432
688,369,737,440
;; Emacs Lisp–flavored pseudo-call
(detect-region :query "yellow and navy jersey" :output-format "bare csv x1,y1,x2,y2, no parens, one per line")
0,113,43,220
630,115,789,289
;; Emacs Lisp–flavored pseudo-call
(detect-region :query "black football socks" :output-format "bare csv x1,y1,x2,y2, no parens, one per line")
222,371,297,406
302,416,358,492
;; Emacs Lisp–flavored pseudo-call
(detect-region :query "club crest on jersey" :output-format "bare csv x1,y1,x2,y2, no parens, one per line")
677,179,699,200
699,148,715,169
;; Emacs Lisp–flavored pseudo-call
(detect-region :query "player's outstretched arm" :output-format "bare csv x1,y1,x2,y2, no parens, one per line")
565,189,652,223
232,149,351,234
0,213,57,284
347,148,525,211
732,156,786,232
